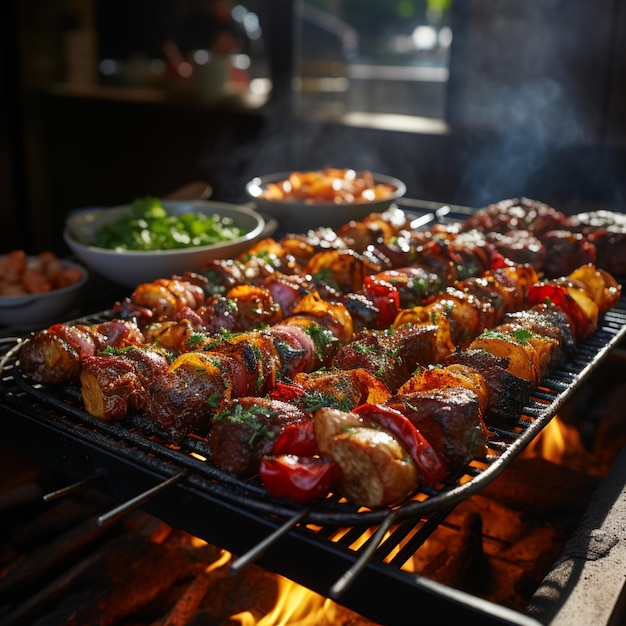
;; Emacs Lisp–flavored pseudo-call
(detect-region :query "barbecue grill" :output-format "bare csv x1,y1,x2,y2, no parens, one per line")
1,199,625,625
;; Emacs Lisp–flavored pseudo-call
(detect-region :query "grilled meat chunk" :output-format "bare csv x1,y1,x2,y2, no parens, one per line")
332,323,453,392
144,352,234,443
208,397,312,477
387,388,489,473
197,285,283,333
114,274,207,321
440,349,531,427
461,197,570,236
568,210,626,277
80,347,171,421
20,329,87,385
539,230,597,278
485,229,546,268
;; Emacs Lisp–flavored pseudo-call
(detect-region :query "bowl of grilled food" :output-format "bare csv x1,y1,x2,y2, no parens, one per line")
245,167,406,233
0,250,87,327
64,197,267,288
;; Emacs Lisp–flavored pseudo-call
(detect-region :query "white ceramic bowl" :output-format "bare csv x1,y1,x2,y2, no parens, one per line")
64,200,267,288
245,171,406,233
0,258,88,328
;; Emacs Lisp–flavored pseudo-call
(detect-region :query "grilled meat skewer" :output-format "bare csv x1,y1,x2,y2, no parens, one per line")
16,191,623,512
20,319,145,385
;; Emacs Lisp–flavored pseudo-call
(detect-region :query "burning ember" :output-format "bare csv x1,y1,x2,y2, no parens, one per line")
0,443,378,625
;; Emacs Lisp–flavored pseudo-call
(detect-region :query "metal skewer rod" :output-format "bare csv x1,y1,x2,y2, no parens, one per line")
409,205,450,230
43,475,100,502
435,205,451,220
409,212,436,229
230,507,310,576
97,470,187,527
329,509,399,599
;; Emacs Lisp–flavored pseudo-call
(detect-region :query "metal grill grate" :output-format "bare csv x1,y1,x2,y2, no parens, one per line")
2,303,625,527
1,301,625,625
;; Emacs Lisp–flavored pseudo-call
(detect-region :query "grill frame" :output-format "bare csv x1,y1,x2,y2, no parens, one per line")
0,301,625,625
2,304,626,527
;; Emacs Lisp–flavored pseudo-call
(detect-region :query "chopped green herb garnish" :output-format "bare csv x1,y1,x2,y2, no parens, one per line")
353,342,376,354
92,196,243,251
212,403,278,447
185,332,208,348
305,322,337,361
296,390,355,413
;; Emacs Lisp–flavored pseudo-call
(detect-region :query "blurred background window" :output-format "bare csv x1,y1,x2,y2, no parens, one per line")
293,0,453,122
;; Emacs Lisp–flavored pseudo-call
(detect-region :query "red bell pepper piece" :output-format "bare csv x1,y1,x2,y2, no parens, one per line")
353,403,447,487
259,454,340,503
273,421,319,457
526,282,591,341
488,249,508,269
363,275,401,329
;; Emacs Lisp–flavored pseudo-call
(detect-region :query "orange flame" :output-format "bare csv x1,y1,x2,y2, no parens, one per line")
522,415,572,463
232,575,336,626
521,414,599,474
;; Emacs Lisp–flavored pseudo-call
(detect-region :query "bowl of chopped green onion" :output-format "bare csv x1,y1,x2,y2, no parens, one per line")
64,197,267,287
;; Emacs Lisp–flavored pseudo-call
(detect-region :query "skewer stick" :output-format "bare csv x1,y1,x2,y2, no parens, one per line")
230,507,310,575
434,205,451,221
329,509,399,599
97,470,187,527
43,474,100,502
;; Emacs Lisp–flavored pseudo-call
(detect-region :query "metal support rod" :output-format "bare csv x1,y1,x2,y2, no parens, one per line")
329,510,399,599
230,507,310,575
43,475,100,502
97,471,187,527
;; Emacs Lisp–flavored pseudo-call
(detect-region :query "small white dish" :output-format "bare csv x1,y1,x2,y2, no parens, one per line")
64,200,267,288
0,258,88,327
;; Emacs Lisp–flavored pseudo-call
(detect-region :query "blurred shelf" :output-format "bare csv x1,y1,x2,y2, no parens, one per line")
40,81,271,111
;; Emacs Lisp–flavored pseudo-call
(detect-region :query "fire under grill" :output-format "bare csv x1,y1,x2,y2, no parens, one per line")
1,299,626,626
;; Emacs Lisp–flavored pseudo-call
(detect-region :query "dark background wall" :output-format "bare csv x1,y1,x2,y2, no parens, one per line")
2,0,626,255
